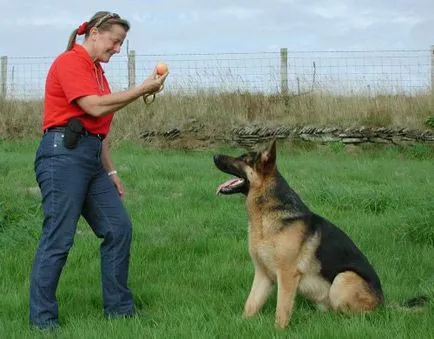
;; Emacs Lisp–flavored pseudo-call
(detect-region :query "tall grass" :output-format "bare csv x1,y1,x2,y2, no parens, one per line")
0,92,433,142
0,139,433,338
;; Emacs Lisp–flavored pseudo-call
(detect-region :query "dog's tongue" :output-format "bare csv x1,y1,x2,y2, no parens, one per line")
216,178,244,194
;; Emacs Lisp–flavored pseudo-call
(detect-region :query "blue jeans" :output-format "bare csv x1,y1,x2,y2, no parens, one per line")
29,131,135,328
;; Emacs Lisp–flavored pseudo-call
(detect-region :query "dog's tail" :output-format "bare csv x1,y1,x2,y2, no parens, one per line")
388,295,430,312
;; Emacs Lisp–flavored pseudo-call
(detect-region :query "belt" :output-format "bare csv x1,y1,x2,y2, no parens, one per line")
44,127,106,141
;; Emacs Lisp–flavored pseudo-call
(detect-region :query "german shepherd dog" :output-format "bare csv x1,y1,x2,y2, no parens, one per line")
213,140,385,328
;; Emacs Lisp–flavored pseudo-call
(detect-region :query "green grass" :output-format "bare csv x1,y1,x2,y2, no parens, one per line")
0,139,433,338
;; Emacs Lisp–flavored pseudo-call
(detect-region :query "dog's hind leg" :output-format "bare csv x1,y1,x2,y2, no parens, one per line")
329,271,381,314
275,267,301,328
243,263,273,318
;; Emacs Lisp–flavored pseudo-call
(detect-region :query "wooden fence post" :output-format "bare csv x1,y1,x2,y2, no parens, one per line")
1,56,7,98
280,48,288,96
128,50,136,89
431,46,434,96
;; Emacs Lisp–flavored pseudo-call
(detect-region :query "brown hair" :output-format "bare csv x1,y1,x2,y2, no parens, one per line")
66,11,130,51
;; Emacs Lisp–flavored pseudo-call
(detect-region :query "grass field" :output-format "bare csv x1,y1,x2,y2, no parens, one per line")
0,139,433,338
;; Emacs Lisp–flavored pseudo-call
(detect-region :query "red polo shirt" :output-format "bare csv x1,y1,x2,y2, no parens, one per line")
42,44,114,135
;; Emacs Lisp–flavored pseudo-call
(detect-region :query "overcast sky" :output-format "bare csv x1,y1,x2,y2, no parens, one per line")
1,0,433,58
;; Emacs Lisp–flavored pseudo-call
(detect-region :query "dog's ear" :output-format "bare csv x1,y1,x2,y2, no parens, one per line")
260,139,276,173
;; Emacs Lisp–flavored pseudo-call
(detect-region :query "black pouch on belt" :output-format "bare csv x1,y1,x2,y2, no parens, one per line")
64,118,84,149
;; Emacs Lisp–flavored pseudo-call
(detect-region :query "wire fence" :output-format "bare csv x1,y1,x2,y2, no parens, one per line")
1,48,433,99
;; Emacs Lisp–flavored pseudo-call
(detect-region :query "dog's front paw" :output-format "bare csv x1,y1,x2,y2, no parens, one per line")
274,320,288,329
274,314,290,329
243,309,256,318
243,303,259,318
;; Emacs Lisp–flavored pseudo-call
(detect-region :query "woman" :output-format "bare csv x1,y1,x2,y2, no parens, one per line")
29,11,168,330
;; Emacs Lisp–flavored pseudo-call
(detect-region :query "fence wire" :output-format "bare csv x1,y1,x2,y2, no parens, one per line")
1,49,432,99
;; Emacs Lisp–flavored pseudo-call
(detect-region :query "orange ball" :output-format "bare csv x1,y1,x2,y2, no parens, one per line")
156,62,168,75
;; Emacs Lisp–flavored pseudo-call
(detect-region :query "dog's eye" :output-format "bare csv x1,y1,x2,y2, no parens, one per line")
244,152,257,166
240,153,250,161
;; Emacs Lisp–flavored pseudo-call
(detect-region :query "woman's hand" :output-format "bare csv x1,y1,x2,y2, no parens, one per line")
109,172,125,198
141,66,169,95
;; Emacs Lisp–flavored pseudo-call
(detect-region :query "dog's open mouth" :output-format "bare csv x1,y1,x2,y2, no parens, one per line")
216,178,246,194
214,154,249,195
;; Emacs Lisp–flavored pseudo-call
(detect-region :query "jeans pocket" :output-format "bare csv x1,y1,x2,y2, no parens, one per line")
35,132,68,166
53,132,65,152
52,131,80,156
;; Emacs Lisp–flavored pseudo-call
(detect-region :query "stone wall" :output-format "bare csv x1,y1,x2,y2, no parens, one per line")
140,126,434,148
232,126,434,148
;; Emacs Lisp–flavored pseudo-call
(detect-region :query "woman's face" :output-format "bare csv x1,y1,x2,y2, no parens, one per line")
93,24,127,63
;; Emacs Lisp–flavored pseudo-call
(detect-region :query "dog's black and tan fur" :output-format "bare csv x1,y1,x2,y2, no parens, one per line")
213,140,384,328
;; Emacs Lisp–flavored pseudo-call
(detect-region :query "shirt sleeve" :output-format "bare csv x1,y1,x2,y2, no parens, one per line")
55,54,99,103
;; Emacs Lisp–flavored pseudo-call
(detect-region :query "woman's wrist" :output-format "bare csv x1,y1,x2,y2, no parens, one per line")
107,170,118,177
